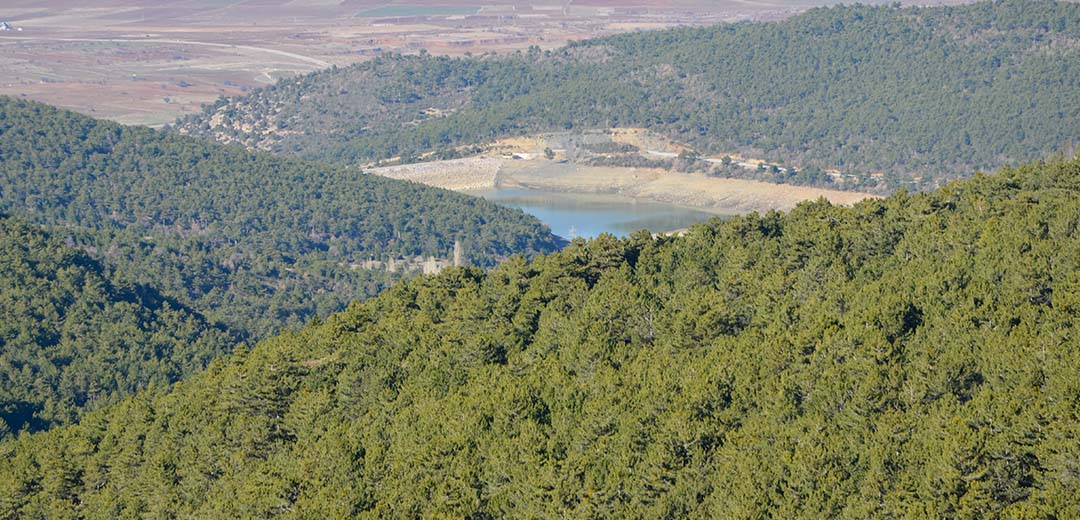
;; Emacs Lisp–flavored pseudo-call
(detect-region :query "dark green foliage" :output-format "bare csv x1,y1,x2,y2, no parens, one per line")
0,215,235,439
3,157,1078,517
0,97,562,338
177,0,1080,191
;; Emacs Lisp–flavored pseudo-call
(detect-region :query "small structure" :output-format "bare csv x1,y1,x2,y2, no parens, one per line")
453,240,465,267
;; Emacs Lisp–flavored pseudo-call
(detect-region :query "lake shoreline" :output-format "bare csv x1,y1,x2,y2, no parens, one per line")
369,155,878,215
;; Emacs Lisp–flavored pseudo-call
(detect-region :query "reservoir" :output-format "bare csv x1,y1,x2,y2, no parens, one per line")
469,188,729,239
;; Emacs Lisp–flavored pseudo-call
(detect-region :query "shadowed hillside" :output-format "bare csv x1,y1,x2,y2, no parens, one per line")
0,216,236,439
0,97,564,339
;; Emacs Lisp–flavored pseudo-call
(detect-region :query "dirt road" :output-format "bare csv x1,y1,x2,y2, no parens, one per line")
0,36,331,68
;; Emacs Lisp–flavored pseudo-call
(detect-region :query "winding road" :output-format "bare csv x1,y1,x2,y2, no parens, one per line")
0,35,331,68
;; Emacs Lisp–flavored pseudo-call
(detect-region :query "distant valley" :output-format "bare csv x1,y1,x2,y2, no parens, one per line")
2,1,1080,517
0,0,858,126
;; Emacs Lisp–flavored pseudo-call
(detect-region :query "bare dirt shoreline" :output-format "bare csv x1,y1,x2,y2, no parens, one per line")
368,157,503,192
368,156,878,215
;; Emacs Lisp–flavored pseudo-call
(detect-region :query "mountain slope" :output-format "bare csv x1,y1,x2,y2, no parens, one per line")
0,97,563,338
3,157,1078,517
0,216,235,439
176,0,1080,191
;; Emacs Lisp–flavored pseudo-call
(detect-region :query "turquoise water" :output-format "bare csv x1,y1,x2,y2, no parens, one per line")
469,188,726,240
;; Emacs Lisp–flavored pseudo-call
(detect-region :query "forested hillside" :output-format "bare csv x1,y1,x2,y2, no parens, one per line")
0,98,562,338
3,156,1077,517
176,0,1080,191
0,216,236,440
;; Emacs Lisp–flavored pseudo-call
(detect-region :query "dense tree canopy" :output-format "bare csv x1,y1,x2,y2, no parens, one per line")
178,0,1080,191
3,156,1077,517
0,97,563,338
0,215,235,440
